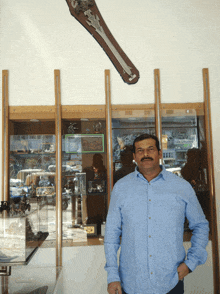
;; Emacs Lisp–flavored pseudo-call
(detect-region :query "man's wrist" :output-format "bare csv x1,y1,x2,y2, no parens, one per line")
186,265,192,273
184,260,195,273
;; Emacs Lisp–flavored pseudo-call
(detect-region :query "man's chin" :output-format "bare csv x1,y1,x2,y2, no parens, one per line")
139,162,154,169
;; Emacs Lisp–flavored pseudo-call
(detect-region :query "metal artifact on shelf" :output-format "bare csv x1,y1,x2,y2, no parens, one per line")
83,224,97,237
0,201,10,213
93,121,102,134
67,122,79,134
88,180,106,194
10,196,31,216
70,172,87,228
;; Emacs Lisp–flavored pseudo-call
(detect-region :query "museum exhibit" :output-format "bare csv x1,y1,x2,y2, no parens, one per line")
0,0,220,293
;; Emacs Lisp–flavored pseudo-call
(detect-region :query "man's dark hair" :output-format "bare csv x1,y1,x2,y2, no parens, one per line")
132,134,160,153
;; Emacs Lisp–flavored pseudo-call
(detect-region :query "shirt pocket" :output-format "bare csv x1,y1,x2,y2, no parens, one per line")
154,193,186,226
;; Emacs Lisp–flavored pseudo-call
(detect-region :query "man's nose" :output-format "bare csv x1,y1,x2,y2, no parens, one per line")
143,149,149,157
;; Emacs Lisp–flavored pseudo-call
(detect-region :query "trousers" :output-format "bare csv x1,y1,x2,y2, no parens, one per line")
122,280,184,294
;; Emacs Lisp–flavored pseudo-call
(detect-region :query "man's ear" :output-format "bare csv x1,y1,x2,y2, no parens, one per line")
133,152,136,162
159,150,162,159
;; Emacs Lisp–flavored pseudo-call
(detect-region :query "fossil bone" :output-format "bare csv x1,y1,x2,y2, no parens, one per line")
65,0,140,84
84,10,136,82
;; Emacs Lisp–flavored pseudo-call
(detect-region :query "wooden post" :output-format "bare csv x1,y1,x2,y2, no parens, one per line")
54,70,62,269
202,68,219,294
105,70,113,206
2,70,9,202
154,69,163,162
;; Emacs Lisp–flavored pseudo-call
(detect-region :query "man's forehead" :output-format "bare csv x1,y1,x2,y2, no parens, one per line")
135,138,156,148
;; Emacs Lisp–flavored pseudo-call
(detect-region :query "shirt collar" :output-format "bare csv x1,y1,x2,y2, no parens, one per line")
135,165,167,181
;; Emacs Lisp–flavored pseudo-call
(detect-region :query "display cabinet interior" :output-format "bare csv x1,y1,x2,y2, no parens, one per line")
161,104,211,239
111,106,155,184
61,118,107,243
1,103,214,251
0,119,56,265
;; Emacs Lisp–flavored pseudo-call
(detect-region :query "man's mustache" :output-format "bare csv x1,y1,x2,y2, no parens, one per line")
141,157,153,161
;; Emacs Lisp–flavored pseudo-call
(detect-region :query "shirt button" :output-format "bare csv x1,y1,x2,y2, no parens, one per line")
150,255,152,257
149,235,151,238
151,272,153,274
149,217,151,219
149,199,151,201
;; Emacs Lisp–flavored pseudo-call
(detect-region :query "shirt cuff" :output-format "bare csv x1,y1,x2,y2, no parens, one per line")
184,261,193,273
107,276,121,285
187,265,192,273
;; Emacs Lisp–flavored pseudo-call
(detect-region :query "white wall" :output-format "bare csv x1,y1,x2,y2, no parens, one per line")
1,0,220,293
2,0,220,107
31,243,213,294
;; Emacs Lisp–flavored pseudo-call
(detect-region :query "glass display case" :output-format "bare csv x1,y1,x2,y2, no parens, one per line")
61,119,107,241
0,208,48,265
0,134,56,265
1,104,212,247
161,106,211,229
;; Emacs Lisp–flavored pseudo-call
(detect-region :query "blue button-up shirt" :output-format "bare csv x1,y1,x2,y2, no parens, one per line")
104,166,209,294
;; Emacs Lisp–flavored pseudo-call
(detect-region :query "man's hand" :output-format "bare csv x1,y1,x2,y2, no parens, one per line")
107,281,122,294
177,263,190,281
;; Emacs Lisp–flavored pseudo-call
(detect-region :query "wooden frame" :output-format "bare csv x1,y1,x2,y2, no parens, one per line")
203,68,219,294
111,104,155,121
1,70,9,293
9,105,106,121
154,69,162,149
2,70,9,202
9,106,55,121
61,105,105,119
111,104,155,111
105,70,113,206
161,102,204,110
54,70,62,268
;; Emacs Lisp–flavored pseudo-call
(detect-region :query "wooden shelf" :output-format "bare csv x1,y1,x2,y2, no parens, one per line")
41,236,104,248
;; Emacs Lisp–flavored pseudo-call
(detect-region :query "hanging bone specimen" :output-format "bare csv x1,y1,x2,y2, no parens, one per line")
65,0,140,84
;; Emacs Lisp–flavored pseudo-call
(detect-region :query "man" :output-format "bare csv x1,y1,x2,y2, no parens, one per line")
104,134,209,294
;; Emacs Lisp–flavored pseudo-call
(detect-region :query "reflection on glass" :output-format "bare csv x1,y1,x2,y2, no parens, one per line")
162,111,198,169
0,134,55,265
112,109,155,183
161,108,211,230
62,119,107,242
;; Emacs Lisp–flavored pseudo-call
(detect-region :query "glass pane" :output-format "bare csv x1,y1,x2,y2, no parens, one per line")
0,266,62,293
62,119,107,244
0,132,55,265
112,108,155,184
161,107,211,230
